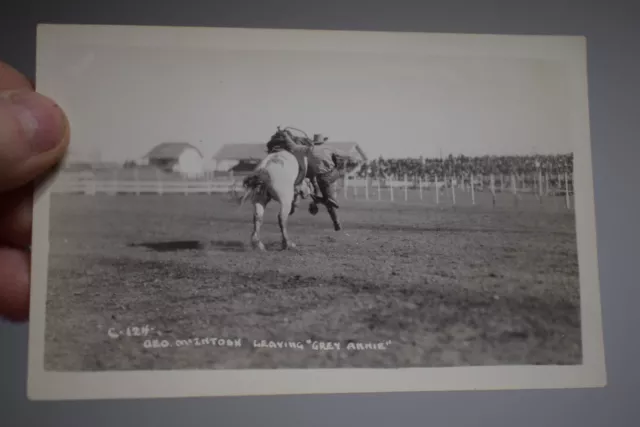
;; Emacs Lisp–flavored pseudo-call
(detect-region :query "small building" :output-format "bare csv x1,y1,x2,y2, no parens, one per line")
211,142,367,176
142,142,205,178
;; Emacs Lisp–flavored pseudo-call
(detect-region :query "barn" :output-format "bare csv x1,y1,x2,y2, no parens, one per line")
211,142,368,176
142,142,205,178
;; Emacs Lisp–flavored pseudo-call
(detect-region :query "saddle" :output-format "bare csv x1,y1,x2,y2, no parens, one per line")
266,130,311,187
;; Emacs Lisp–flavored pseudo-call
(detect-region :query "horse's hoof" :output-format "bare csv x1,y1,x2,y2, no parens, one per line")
309,203,319,216
334,223,342,231
252,241,266,251
281,242,297,251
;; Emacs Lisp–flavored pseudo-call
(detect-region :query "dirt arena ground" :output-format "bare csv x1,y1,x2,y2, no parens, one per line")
43,189,581,371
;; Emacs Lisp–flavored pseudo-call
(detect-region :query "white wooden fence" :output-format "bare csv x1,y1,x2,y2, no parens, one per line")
50,171,238,196
340,172,574,209
51,170,574,210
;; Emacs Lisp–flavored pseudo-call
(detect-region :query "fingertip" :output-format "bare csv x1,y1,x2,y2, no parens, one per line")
0,90,70,191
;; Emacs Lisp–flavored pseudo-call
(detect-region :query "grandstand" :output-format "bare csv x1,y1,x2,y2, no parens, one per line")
357,153,574,183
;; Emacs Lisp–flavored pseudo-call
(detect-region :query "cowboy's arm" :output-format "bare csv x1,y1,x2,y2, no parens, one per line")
281,132,295,149
282,132,298,150
284,132,312,155
331,148,360,166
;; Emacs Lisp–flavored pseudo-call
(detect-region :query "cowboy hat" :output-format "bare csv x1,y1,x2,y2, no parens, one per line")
313,133,328,145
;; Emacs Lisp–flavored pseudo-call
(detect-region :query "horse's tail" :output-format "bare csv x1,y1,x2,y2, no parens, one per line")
238,171,268,207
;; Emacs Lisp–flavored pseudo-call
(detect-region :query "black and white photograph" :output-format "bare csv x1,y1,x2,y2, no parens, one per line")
28,24,605,400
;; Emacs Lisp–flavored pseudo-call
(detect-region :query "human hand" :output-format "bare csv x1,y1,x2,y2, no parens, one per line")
0,61,69,322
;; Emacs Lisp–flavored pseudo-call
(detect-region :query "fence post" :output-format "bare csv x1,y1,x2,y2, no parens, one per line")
511,173,518,207
377,178,381,201
435,175,439,205
545,171,550,195
451,176,456,205
490,173,496,207
389,178,394,202
564,173,567,207
538,169,543,197
365,169,369,201
471,174,475,205
419,176,423,200
404,173,408,202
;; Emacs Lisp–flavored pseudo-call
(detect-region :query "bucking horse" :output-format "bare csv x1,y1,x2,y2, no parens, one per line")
239,127,324,251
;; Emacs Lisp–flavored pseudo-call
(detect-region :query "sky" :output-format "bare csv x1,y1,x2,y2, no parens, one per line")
43,43,575,164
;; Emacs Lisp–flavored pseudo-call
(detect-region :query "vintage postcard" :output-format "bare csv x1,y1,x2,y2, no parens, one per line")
28,24,606,400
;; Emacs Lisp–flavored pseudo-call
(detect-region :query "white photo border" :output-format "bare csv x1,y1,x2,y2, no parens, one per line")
28,24,606,401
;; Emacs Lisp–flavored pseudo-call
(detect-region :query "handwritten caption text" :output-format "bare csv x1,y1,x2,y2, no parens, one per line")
107,325,392,352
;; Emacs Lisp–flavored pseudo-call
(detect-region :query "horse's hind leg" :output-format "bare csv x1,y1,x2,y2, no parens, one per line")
251,197,267,251
278,193,296,250
289,192,299,216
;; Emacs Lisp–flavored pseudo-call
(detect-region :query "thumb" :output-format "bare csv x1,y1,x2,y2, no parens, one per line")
0,89,69,192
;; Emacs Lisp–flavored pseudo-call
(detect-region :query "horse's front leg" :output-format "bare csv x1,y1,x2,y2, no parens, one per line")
251,198,267,251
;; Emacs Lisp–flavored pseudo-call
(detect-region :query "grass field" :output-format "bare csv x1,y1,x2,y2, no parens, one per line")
44,190,581,371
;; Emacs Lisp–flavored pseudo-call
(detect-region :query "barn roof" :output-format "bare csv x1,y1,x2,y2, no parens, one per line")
143,142,203,160
213,142,368,162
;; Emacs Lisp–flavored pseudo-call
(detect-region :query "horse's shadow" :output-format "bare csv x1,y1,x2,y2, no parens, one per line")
128,240,203,252
128,240,247,253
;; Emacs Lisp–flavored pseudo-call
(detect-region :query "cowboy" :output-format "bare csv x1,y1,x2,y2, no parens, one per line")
280,131,356,209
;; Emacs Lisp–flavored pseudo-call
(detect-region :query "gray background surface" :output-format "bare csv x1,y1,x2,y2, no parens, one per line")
1,0,638,425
